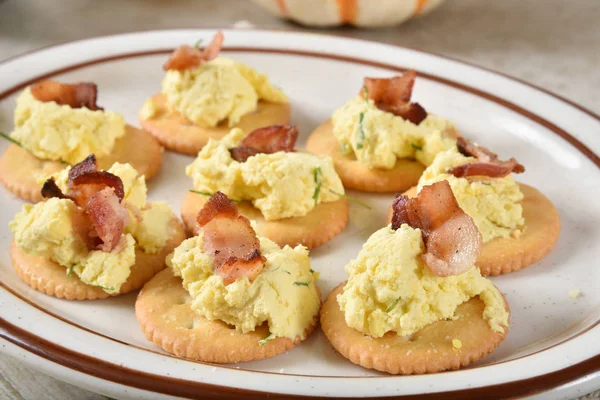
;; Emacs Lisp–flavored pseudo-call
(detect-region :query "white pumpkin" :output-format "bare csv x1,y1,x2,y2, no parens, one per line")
252,0,446,27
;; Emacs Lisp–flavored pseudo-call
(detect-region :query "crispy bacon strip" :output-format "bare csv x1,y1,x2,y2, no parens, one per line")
229,125,299,162
391,181,482,276
197,192,265,285
40,155,128,252
361,71,427,125
31,81,102,110
449,137,525,178
86,187,129,252
163,31,224,71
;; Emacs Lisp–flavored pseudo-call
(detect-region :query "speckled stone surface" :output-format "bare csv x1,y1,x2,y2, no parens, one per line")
0,0,598,399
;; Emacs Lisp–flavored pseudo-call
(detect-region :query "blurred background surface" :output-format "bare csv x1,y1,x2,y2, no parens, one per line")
0,0,598,399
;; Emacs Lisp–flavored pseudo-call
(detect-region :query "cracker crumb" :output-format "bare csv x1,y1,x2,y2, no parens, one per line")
452,339,462,349
568,289,581,299
232,20,256,29
212,367,217,372
279,368,285,373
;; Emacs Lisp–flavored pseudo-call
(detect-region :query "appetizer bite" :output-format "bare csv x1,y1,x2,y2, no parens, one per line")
181,125,350,249
136,192,321,363
306,71,458,192
322,181,510,374
8,155,185,300
387,137,560,275
139,31,290,155
0,81,163,202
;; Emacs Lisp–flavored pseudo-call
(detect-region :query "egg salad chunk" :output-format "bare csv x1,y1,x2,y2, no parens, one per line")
418,147,524,243
9,198,135,294
161,57,287,128
331,96,456,170
46,162,176,254
337,224,509,338
168,235,320,340
10,88,125,165
186,128,345,220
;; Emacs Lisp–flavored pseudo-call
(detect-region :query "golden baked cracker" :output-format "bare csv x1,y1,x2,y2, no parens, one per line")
0,125,163,203
181,192,349,249
321,283,509,375
306,120,425,193
139,94,291,156
388,184,560,276
135,268,319,363
10,219,186,300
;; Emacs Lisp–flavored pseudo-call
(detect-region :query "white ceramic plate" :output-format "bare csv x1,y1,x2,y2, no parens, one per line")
0,30,599,400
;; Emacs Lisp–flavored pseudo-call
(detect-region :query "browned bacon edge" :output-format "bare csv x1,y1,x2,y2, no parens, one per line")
196,192,265,285
391,181,482,276
31,81,103,110
449,137,525,178
40,155,127,252
163,31,224,71
361,70,427,125
229,125,299,162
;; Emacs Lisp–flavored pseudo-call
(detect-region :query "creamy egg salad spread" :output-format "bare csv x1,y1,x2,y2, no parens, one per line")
418,147,525,243
331,95,456,169
10,87,126,165
337,224,509,338
10,163,177,293
153,57,287,128
186,128,345,220
168,234,320,340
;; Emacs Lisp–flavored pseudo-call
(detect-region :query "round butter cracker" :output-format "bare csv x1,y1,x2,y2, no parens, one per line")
139,94,291,155
181,192,349,249
10,218,186,300
388,183,560,276
0,125,164,202
135,268,319,363
321,283,509,375
306,119,425,193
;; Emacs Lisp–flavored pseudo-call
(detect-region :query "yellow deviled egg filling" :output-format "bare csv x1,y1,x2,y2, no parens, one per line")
10,87,125,165
186,128,345,220
168,235,320,340
9,198,135,294
337,224,509,338
418,147,524,243
331,96,456,169
161,57,287,128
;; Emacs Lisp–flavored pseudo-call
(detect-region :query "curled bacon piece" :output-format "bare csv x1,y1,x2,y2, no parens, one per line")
229,125,299,162
197,192,265,285
391,181,482,276
361,70,427,125
449,137,525,178
31,81,102,110
163,31,224,71
40,155,127,252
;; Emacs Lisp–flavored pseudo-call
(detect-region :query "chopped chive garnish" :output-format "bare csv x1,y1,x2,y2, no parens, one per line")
310,269,315,273
356,113,365,150
193,38,203,48
363,85,369,101
0,132,22,147
328,189,372,210
410,143,423,151
341,143,350,154
189,190,241,203
94,285,115,291
294,282,309,287
66,264,75,277
259,332,274,346
282,269,291,275
386,298,400,313
312,167,322,205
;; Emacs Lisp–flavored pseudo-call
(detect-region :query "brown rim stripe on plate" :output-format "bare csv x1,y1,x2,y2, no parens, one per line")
2,318,599,400
1,279,597,379
0,47,598,168
0,44,599,398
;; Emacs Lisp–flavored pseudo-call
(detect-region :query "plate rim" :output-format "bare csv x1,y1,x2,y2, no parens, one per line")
0,28,599,399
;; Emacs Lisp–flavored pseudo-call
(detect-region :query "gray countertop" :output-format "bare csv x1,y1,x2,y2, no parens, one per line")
0,0,598,399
